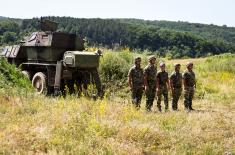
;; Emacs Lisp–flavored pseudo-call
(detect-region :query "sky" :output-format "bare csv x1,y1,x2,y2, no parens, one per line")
0,0,235,27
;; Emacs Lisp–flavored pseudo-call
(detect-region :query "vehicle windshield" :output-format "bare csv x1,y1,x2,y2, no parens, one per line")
0,48,7,56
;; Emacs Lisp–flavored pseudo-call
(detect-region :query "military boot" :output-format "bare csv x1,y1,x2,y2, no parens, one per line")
188,101,194,110
165,107,169,112
157,106,162,112
164,102,169,112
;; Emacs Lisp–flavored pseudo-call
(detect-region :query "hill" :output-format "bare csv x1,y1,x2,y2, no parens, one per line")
0,16,6,20
1,16,235,58
0,16,9,20
119,19,235,45
0,16,22,24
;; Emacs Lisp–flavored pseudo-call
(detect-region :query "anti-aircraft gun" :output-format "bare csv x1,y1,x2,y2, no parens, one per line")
2,20,103,97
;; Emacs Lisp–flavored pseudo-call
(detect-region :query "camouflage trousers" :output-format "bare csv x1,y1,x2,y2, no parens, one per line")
145,87,156,111
172,88,182,110
131,87,143,108
157,87,168,111
184,87,194,109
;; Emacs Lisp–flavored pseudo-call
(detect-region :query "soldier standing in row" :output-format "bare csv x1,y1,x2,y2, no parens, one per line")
144,55,157,111
128,57,144,109
169,63,182,111
183,62,196,111
156,62,169,112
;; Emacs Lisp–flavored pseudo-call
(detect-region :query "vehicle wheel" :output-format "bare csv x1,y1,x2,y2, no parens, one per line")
22,70,31,80
32,72,47,94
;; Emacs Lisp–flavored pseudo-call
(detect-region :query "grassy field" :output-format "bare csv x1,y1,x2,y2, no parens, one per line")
0,53,235,154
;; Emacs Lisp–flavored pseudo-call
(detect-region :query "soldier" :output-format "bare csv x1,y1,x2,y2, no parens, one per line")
128,57,144,109
183,62,196,111
169,63,182,111
144,55,157,111
156,62,169,112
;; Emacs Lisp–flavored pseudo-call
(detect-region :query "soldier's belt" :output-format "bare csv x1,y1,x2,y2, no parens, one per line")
185,87,194,90
133,82,144,85
159,85,167,88
147,80,157,84
173,86,182,88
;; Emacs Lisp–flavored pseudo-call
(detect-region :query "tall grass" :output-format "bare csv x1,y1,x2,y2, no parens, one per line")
0,94,234,154
198,53,235,73
0,52,235,154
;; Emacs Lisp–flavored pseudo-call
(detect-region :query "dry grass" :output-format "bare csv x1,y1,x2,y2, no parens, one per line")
0,93,235,154
0,55,235,154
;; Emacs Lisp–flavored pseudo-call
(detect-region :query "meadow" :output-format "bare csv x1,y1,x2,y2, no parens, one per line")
0,52,235,154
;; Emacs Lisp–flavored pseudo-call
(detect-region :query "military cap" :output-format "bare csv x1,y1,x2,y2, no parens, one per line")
159,62,165,67
174,63,181,67
148,55,156,61
134,56,141,62
186,62,193,67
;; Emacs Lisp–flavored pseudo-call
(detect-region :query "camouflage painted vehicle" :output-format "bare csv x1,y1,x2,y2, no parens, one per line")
2,20,103,97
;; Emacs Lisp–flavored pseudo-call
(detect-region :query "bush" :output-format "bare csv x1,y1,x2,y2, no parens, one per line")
201,53,235,73
0,58,32,94
99,52,131,82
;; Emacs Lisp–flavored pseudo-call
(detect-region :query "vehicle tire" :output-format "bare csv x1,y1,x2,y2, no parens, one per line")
32,72,47,94
22,70,31,80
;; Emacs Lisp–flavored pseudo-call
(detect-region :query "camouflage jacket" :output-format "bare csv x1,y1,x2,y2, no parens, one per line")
128,65,144,88
156,71,169,87
144,64,157,88
183,70,196,87
170,71,182,88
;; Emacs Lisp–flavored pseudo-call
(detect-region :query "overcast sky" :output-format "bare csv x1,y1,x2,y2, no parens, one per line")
0,0,234,27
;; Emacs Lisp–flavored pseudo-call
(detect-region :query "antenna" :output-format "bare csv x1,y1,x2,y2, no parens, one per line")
40,17,42,30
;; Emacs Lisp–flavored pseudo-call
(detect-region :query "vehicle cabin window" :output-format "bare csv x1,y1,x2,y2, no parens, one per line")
3,48,8,54
28,34,37,42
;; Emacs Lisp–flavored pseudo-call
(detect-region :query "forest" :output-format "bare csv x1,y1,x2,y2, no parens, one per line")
1,16,235,58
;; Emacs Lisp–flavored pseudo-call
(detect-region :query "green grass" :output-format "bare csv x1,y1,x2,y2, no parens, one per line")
0,52,235,154
0,95,234,154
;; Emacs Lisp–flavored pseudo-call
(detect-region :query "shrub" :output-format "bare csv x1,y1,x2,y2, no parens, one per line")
99,52,131,82
0,58,32,94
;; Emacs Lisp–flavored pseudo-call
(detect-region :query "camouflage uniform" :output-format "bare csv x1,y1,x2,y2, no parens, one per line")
156,71,169,111
144,64,157,111
128,65,144,108
183,70,196,110
170,71,182,110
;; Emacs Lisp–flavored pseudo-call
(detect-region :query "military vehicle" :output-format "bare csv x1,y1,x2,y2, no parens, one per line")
2,20,103,97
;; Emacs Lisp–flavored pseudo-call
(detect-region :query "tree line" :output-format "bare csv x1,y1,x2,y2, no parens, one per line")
1,16,235,58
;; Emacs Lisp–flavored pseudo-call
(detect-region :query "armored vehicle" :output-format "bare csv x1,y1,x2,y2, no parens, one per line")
2,20,103,97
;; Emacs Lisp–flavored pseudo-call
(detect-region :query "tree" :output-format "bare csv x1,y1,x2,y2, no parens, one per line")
2,32,17,44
